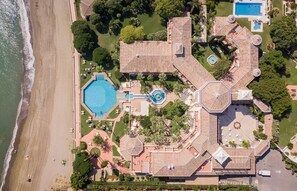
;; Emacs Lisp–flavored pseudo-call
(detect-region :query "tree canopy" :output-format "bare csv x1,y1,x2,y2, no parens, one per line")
73,33,97,54
92,47,111,65
155,0,185,22
72,151,92,175
270,15,297,51
249,51,291,118
120,25,145,43
261,50,287,72
71,20,91,35
71,20,98,54
161,100,189,120
71,172,89,191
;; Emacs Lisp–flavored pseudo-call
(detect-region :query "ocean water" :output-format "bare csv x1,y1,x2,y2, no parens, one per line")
0,0,34,189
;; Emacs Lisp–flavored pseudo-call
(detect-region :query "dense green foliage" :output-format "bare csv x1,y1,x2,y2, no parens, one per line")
139,116,152,129
71,20,90,35
80,141,87,150
93,135,104,146
92,47,111,65
282,154,297,174
270,15,297,51
88,181,257,191
155,0,185,22
71,152,92,190
140,101,190,145
213,59,232,80
249,51,292,118
100,160,109,168
160,100,189,120
120,25,145,43
70,172,89,191
288,142,294,150
261,50,287,72
146,30,167,41
71,20,98,54
73,152,92,175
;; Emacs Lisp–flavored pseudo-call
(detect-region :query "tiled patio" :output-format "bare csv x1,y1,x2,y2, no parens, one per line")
219,105,258,145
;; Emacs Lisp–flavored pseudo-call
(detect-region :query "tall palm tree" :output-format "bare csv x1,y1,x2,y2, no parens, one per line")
136,72,144,81
158,73,167,83
187,0,201,14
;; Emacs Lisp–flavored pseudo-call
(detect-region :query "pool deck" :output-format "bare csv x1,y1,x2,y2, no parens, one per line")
81,72,119,120
233,0,270,24
251,20,263,32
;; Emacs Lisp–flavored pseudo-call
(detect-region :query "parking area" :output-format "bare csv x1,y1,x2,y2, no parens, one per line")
253,149,297,191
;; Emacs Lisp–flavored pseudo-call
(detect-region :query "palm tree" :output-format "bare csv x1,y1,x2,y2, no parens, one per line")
140,85,150,94
187,0,201,14
158,73,167,83
173,82,183,94
136,72,144,81
147,74,154,81
96,65,104,72
93,135,104,146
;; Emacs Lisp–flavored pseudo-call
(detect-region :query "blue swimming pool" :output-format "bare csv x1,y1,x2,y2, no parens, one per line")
117,93,149,100
117,89,166,104
253,20,262,30
235,2,262,16
83,75,117,118
150,89,166,104
207,54,218,65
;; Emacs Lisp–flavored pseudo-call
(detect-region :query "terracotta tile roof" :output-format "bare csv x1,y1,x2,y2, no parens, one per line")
120,16,214,89
222,28,259,88
152,151,211,177
120,135,144,161
213,17,239,36
120,41,174,73
81,0,94,16
199,81,231,113
213,17,259,89
213,148,254,170
173,56,214,89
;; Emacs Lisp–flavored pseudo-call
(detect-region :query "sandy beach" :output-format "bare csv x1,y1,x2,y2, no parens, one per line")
3,0,75,190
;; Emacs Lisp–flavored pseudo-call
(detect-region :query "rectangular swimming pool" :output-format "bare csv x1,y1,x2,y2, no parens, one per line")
235,2,262,16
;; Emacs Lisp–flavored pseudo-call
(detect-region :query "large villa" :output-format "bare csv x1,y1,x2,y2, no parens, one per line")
81,10,272,185
112,14,270,184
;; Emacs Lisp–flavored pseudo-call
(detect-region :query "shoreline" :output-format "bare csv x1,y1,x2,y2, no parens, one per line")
0,0,35,189
3,0,75,190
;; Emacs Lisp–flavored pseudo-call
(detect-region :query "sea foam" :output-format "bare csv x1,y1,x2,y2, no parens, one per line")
0,0,35,189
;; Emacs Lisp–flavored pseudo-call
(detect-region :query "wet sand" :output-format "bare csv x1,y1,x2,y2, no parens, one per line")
4,0,75,190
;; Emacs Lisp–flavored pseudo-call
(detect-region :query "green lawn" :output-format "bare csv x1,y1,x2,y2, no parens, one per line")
112,119,129,146
194,45,217,73
81,106,97,137
98,13,165,52
112,145,121,157
80,56,123,88
279,60,297,148
108,105,121,119
90,147,101,156
194,42,231,74
236,18,272,52
272,0,283,14
215,2,233,16
75,0,83,20
284,60,297,85
279,101,297,148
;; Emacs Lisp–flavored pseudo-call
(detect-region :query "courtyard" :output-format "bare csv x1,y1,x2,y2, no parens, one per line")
219,105,258,146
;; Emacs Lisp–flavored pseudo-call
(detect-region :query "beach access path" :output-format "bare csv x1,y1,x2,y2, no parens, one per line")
4,0,75,190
